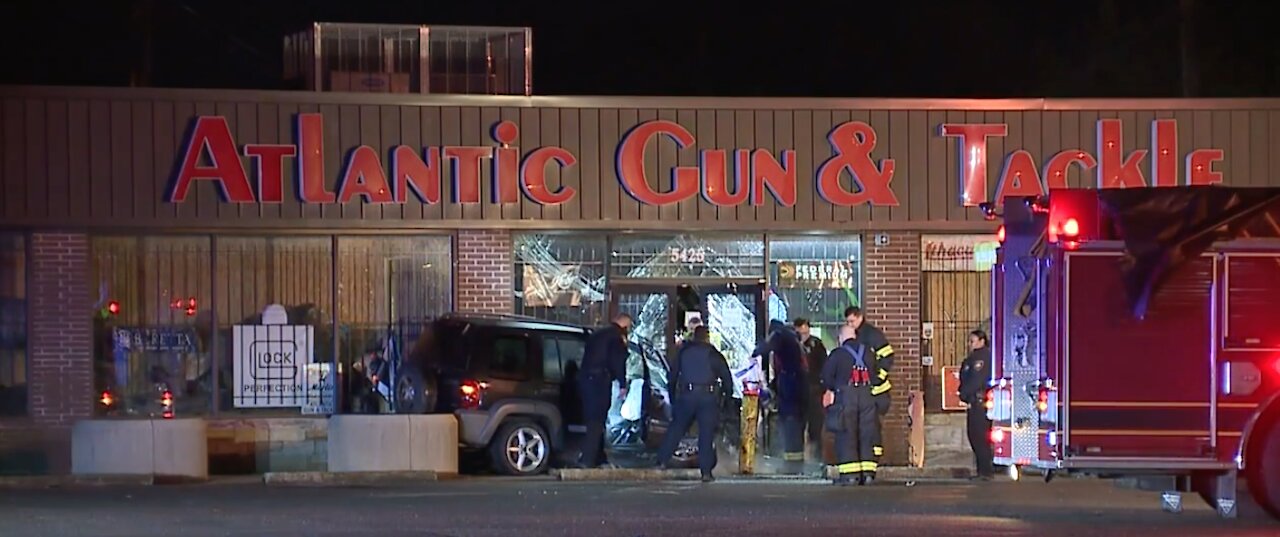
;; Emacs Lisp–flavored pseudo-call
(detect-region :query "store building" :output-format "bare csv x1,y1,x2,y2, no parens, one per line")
3,24,1280,475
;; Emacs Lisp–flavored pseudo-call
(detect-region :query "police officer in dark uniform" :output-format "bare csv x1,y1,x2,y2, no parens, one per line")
822,325,882,485
795,318,828,460
845,306,894,461
958,329,996,480
656,325,734,482
752,320,808,472
578,313,633,468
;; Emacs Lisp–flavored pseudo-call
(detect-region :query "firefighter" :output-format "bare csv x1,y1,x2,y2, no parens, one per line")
577,313,632,469
958,329,996,480
655,325,735,482
752,320,808,472
795,318,829,462
822,324,881,485
844,306,894,461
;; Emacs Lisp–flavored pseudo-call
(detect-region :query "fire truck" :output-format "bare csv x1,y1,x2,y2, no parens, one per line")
986,186,1280,520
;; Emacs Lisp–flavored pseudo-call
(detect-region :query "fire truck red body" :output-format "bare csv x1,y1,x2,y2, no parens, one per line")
988,186,1280,520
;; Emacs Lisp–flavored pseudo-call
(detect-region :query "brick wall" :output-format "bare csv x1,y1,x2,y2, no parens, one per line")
28,233,93,426
455,230,513,314
863,232,922,466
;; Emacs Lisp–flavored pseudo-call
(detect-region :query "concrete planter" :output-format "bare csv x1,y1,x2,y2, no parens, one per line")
71,418,208,480
327,414,458,474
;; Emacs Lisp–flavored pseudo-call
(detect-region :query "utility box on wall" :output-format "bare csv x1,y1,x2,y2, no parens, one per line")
284,23,532,96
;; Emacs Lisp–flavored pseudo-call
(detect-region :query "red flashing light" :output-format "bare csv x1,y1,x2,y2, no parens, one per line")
996,226,1006,243
984,388,995,410
459,379,484,409
106,301,121,316
1062,217,1080,238
990,428,1006,444
100,391,113,407
161,390,173,408
1037,388,1049,413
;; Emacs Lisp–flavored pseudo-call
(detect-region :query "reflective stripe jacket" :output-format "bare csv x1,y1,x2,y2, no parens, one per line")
857,323,895,396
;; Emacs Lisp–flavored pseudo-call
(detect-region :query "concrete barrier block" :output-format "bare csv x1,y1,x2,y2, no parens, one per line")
72,420,155,476
327,415,411,473
407,415,459,474
151,419,208,479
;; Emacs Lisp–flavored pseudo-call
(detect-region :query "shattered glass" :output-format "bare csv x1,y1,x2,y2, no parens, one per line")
512,234,607,326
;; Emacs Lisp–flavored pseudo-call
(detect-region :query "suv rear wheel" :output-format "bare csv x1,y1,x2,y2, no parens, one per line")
395,365,436,414
489,420,551,475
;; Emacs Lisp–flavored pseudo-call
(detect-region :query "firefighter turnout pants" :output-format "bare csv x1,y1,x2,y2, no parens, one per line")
740,393,759,474
831,387,880,480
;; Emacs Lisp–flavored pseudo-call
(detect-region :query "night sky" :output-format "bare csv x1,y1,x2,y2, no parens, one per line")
1,0,1277,97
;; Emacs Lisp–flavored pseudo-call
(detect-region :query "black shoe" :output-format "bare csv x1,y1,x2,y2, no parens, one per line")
701,474,715,483
860,475,875,486
833,476,854,486
970,474,994,482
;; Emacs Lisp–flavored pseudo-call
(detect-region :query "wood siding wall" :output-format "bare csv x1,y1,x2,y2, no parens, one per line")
4,87,1280,232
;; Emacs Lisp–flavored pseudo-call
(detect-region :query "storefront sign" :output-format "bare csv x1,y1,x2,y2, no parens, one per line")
231,304,315,408
776,260,854,289
111,327,197,353
167,115,1224,210
942,119,1224,206
921,234,1000,272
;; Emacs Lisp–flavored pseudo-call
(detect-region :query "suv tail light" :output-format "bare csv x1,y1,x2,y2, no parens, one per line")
459,379,485,409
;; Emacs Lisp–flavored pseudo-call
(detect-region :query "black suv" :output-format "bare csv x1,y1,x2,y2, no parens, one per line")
394,313,722,475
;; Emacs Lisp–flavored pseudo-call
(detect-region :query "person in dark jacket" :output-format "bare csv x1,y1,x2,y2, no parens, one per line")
845,306,894,461
753,319,809,472
822,325,883,485
655,325,735,482
958,329,996,480
795,318,829,460
577,313,632,468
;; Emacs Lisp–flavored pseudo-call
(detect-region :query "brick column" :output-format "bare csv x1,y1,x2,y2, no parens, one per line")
455,230,513,314
28,233,94,426
863,232,922,466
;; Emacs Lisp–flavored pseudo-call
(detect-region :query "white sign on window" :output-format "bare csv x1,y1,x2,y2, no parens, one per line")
232,304,314,408
301,363,336,415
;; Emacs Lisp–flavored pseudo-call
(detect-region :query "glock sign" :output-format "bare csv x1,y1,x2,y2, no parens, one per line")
232,305,315,408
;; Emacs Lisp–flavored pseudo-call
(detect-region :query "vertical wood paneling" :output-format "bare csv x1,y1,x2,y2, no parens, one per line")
599,109,620,222
419,106,443,221
232,103,255,221
618,109,640,222
560,108,581,222
540,107,562,222
637,109,659,225
479,106,500,221
1212,111,1232,183
773,110,795,224
794,110,814,224
656,108,677,224
439,107,462,221
888,111,909,223
359,105,385,221
1077,110,1099,190
148,101,171,224
278,103,302,221
1119,110,1138,179
694,109,716,224
1005,111,1022,199
1193,110,1213,183
1022,112,1042,196
980,111,1003,222
906,111,928,221
579,108,600,222
1230,111,1251,187
516,107,539,221
25,100,47,219
1132,110,1154,184
944,110,964,222
843,109,864,222
89,100,113,221
397,106,421,220
736,109,757,223
460,106,484,222
752,110,772,223
130,101,154,222
926,110,947,221
46,100,69,219
1,100,19,219
676,109,697,223
213,102,237,221
1249,110,1268,187
109,101,133,220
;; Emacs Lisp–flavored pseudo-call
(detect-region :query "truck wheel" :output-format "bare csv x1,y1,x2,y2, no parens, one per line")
1246,415,1280,520
489,420,552,475
394,366,436,414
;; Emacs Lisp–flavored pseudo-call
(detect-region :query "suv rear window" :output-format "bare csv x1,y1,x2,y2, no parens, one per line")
408,319,471,370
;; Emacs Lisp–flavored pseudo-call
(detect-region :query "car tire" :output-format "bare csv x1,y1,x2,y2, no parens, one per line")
489,420,552,476
394,365,437,414
1246,413,1280,520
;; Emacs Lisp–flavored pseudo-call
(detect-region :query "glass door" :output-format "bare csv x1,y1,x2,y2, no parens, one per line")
605,286,670,462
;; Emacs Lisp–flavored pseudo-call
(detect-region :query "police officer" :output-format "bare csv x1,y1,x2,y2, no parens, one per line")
578,313,632,469
845,306,894,461
794,318,828,461
753,320,808,472
656,325,735,482
959,329,996,480
822,325,882,485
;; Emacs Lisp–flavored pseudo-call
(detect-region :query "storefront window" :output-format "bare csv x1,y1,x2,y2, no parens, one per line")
0,234,26,417
215,237,333,413
337,236,452,414
91,236,213,417
609,234,765,279
513,234,607,327
767,236,863,350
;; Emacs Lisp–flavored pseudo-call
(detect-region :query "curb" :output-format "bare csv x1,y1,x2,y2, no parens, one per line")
262,471,440,486
553,466,973,483
0,475,207,488
555,468,702,481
